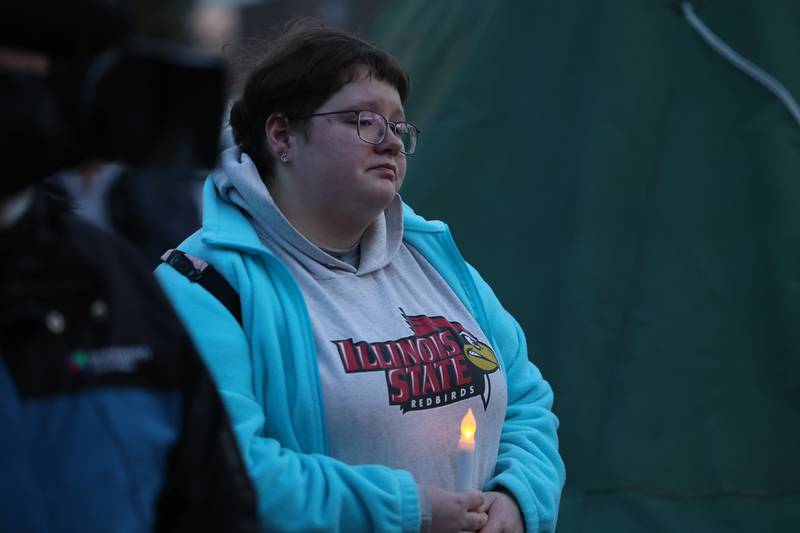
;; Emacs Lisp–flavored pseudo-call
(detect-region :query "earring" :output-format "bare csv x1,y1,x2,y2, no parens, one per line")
279,152,289,163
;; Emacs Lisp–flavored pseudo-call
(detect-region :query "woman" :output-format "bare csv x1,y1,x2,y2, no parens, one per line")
156,20,564,533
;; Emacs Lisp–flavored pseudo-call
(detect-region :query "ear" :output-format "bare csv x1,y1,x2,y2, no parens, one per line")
264,113,292,157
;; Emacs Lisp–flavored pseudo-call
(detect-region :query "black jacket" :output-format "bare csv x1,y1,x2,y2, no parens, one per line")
0,186,257,532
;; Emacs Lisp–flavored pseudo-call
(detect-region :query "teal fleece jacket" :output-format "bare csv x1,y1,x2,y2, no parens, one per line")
155,178,565,532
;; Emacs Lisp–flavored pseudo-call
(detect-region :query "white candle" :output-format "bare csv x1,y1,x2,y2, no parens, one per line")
455,408,477,491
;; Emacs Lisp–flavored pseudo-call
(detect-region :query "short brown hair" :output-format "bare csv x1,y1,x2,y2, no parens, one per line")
229,19,410,182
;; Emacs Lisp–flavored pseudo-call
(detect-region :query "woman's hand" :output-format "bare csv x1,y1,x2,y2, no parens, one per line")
427,485,488,533
476,491,524,533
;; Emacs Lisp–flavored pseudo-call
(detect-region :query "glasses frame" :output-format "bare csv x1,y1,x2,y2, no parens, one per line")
304,109,420,155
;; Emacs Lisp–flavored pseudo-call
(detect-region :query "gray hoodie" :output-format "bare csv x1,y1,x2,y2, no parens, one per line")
213,147,508,492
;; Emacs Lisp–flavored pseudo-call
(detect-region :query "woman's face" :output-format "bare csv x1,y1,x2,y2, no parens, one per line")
282,69,407,237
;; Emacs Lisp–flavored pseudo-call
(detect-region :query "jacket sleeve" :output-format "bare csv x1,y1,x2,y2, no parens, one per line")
467,264,566,533
155,332,259,533
154,264,421,533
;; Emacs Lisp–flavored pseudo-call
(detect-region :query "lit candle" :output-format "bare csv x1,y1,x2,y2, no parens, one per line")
455,408,477,491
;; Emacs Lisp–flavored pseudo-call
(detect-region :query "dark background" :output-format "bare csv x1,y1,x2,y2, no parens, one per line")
141,0,800,530
368,1,800,532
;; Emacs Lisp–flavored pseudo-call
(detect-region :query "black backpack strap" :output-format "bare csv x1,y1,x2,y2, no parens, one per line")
161,249,242,326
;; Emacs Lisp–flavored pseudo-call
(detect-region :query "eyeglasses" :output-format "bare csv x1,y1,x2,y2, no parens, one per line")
305,110,420,155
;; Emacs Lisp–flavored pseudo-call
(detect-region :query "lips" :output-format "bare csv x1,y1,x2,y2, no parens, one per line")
369,163,397,178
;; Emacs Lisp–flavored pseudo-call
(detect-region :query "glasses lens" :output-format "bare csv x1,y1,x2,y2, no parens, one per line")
357,111,386,144
394,122,417,154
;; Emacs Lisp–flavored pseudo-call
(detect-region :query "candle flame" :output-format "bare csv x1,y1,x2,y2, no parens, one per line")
460,408,476,442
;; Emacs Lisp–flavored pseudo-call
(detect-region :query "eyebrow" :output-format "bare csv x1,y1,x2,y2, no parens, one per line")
350,100,405,120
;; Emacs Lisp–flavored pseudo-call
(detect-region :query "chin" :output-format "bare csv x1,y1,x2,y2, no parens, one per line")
368,179,399,202
376,188,399,210
348,191,395,224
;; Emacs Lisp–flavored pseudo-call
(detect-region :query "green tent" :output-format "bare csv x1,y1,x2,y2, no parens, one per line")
371,1,800,531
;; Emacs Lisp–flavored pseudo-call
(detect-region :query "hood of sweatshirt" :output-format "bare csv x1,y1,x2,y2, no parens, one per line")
211,146,403,276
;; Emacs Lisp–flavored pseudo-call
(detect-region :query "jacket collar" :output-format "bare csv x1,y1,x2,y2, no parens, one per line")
199,176,271,255
401,202,447,234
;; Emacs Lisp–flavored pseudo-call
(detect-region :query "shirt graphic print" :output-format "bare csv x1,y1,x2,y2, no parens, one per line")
333,309,500,413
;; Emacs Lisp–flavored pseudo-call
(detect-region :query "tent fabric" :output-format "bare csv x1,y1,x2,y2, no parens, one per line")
369,1,800,531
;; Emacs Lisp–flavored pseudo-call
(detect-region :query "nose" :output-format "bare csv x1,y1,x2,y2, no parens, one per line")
377,125,404,155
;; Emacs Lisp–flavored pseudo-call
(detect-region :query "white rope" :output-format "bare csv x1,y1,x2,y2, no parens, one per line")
681,1,800,128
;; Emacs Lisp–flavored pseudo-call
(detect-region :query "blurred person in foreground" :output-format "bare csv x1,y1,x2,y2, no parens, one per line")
0,1,257,531
156,20,565,533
